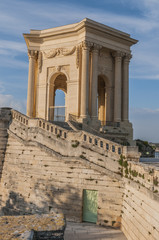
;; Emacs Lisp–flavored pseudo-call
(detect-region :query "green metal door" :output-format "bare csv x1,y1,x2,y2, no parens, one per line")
83,190,98,223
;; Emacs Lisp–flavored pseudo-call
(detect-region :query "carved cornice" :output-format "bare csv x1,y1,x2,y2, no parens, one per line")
28,50,38,60
43,46,76,59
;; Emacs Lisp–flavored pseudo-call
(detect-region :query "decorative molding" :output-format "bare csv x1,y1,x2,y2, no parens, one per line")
82,40,92,50
124,53,132,62
92,43,102,52
112,51,125,59
38,51,43,73
76,46,80,68
28,50,38,60
48,65,70,80
56,66,61,72
43,46,76,59
62,46,76,56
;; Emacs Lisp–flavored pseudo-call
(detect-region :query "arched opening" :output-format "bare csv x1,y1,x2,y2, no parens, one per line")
98,75,110,125
48,73,67,122
54,89,66,121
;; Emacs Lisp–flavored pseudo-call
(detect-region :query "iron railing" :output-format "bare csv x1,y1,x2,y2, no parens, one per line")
49,106,66,122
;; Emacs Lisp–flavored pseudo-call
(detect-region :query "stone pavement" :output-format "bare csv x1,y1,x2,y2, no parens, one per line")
64,222,127,240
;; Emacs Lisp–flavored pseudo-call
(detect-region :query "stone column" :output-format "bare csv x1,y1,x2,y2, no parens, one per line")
27,50,37,117
81,41,91,118
91,44,101,119
123,54,132,122
113,51,123,122
47,83,55,121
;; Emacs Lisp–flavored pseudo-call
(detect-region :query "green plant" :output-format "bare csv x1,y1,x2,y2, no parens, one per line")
131,170,138,177
153,177,158,186
149,169,154,174
71,140,80,148
125,168,129,175
153,190,158,193
123,160,128,168
129,168,132,174
118,155,125,166
57,134,60,138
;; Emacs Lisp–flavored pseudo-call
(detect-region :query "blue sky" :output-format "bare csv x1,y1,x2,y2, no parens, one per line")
0,0,159,142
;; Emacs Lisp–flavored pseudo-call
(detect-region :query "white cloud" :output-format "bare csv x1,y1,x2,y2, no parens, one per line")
0,0,158,35
0,94,26,113
0,57,28,69
0,40,26,54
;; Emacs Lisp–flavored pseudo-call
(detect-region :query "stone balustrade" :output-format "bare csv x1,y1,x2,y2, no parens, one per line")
82,132,123,157
11,109,139,161
12,110,68,140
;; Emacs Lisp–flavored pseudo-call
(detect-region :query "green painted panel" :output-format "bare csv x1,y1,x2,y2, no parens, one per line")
83,189,98,223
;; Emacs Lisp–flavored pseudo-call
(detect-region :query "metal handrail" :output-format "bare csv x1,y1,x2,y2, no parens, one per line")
49,106,66,109
49,106,66,122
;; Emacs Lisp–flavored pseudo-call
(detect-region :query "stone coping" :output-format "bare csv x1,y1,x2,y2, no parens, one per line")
0,213,65,240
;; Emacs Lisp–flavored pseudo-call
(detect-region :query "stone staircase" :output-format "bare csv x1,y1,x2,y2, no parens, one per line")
0,108,140,181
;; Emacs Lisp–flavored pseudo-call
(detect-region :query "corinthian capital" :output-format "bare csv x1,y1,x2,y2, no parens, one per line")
112,51,125,59
124,53,132,62
82,40,92,50
28,50,38,60
92,43,102,52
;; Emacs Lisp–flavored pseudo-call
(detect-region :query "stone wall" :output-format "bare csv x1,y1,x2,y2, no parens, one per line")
122,181,159,240
2,108,159,238
0,133,123,227
121,161,159,240
0,108,11,182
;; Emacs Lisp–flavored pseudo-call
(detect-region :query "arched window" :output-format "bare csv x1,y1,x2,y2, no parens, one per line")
54,89,66,122
48,73,67,122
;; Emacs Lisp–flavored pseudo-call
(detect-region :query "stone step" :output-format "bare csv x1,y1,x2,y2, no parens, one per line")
64,222,127,240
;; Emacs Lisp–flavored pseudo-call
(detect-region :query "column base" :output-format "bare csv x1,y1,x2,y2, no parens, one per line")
100,120,135,146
